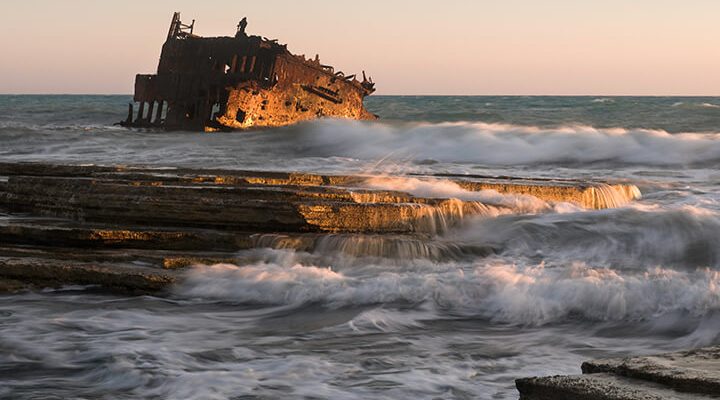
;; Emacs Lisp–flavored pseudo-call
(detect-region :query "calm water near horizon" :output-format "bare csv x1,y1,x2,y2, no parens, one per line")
1,95,720,399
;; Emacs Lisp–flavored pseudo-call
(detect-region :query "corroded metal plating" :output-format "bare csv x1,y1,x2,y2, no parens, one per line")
121,12,376,131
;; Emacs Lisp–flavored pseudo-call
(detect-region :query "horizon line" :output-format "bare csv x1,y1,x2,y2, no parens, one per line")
1,93,720,97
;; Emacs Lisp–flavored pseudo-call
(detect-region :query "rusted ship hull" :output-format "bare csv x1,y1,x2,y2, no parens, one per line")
121,13,376,131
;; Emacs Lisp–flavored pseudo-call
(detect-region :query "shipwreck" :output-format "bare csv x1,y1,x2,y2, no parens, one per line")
121,12,377,131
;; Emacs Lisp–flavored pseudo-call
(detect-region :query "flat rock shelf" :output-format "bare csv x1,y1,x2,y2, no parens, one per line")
0,162,640,293
516,346,720,399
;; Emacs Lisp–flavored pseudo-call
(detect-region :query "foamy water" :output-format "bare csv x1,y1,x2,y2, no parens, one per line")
360,176,560,214
1,95,720,399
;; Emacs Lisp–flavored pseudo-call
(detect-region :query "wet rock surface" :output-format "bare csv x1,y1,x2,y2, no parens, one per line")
0,162,640,292
517,346,720,399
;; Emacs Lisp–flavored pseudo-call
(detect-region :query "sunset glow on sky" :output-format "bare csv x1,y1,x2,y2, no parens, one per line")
2,0,719,95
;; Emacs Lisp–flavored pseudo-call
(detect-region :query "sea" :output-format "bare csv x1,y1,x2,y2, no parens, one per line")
1,95,720,399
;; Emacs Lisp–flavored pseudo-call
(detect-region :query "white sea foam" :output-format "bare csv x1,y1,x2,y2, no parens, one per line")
670,101,720,109
4,118,720,168
179,263,344,305
299,120,720,166
176,254,720,326
453,204,720,269
360,176,560,213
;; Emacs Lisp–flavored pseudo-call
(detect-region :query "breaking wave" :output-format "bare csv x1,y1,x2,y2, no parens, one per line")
293,120,720,167
176,258,720,327
3,118,720,169
672,101,720,110
358,175,639,211
175,203,720,327
359,176,561,213
453,204,720,269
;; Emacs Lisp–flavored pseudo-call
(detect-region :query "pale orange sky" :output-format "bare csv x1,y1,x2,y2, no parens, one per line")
1,0,719,95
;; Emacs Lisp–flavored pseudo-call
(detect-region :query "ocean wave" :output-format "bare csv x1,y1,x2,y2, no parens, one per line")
671,101,720,109
3,118,720,168
360,176,563,213
288,119,720,167
175,258,720,326
452,204,720,269
0,121,126,135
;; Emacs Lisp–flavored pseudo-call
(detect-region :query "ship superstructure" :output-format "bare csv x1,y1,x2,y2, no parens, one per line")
122,13,376,131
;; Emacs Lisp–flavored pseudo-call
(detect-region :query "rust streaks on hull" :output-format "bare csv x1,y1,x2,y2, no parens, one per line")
120,12,376,131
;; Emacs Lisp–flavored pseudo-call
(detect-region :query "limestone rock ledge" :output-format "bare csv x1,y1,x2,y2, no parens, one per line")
516,346,720,399
0,162,641,293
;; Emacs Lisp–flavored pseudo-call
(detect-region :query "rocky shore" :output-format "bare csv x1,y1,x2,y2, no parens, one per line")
0,162,640,293
5,162,719,399
517,346,720,399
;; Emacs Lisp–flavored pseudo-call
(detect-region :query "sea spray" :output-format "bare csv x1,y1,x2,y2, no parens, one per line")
175,255,720,326
360,176,555,213
3,118,720,169
301,120,720,166
451,204,720,269
583,183,642,209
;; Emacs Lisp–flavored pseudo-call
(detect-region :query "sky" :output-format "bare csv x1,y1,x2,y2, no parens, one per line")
1,0,719,95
